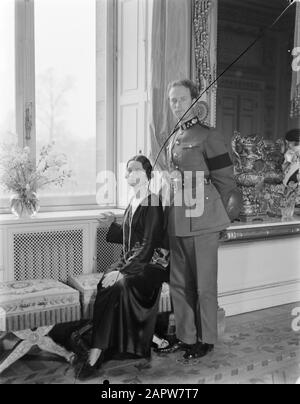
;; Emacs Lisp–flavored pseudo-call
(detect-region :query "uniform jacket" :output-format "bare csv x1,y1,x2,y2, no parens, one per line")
167,118,238,237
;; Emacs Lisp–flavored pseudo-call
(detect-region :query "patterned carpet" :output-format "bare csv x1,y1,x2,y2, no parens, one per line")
0,302,300,384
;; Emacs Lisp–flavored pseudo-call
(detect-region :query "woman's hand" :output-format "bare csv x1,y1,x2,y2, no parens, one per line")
102,271,124,289
98,211,116,227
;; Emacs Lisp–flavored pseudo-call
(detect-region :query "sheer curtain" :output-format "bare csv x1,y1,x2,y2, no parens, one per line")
148,0,192,171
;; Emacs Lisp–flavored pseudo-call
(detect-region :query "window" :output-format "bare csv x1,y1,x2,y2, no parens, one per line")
0,0,150,213
0,0,16,144
35,0,97,200
0,0,17,204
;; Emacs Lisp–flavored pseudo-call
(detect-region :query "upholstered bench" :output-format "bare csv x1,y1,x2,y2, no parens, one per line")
69,273,172,319
0,279,81,374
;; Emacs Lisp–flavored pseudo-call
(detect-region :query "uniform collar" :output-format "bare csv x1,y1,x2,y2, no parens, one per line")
179,117,199,131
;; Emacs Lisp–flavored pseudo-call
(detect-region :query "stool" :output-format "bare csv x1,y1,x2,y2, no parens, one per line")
0,279,81,374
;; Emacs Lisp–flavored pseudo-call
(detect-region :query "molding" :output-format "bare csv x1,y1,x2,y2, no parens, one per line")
219,278,300,316
219,278,300,298
220,222,300,243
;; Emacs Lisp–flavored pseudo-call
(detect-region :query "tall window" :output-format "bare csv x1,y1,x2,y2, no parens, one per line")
35,0,96,200
0,0,149,213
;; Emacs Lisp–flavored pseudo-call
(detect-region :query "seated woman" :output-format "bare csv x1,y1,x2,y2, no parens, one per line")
78,155,169,380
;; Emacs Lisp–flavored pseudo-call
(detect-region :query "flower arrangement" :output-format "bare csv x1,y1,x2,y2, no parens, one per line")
0,142,72,217
262,182,300,219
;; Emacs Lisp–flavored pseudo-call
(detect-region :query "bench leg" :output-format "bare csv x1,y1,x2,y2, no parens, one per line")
0,326,75,374
0,339,32,374
38,335,75,364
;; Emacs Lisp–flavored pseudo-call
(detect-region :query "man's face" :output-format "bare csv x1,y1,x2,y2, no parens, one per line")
169,85,194,120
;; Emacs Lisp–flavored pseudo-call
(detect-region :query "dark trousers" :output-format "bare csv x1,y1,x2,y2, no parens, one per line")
169,232,219,345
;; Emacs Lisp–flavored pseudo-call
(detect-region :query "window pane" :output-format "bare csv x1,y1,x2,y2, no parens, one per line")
0,0,16,204
0,0,16,145
35,0,96,198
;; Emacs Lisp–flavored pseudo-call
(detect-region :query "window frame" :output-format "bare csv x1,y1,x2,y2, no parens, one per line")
0,0,118,214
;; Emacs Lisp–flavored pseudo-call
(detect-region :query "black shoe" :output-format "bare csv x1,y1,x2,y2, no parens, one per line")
77,361,98,381
155,338,191,354
77,352,105,381
183,342,214,360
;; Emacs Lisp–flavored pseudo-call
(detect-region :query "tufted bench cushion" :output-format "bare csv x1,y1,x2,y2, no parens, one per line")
0,279,81,332
69,273,172,319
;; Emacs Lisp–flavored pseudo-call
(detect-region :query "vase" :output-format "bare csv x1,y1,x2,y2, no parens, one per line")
280,199,296,221
10,193,40,218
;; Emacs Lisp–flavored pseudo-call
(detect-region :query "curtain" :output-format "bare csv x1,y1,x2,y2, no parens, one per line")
192,0,218,128
291,2,300,119
148,0,192,171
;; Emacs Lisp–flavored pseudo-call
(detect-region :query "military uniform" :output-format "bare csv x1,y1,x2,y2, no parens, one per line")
167,117,238,345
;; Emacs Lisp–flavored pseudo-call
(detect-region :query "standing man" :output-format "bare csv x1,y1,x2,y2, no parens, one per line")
158,79,241,359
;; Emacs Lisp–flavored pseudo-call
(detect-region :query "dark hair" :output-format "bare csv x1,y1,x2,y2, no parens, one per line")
286,129,300,144
167,79,199,100
127,155,153,181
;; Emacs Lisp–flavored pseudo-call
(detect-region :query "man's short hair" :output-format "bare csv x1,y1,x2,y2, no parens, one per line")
167,79,199,100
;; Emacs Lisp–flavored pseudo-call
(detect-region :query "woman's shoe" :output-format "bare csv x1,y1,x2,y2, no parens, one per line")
77,361,98,381
77,351,105,381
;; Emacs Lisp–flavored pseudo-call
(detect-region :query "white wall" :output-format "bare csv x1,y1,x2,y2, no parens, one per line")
218,238,300,316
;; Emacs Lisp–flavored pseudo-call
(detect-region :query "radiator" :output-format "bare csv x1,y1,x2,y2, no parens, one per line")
11,225,122,283
13,228,84,282
96,227,122,273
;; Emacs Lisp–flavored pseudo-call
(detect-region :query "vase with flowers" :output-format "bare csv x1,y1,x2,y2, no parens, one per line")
0,142,72,218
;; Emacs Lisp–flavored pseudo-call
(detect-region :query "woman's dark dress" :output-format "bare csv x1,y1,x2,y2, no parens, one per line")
91,194,169,358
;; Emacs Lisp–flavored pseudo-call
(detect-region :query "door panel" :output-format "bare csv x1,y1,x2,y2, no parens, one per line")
217,87,262,154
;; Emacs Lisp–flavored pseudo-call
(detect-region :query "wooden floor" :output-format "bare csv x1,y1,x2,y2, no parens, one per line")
0,302,300,384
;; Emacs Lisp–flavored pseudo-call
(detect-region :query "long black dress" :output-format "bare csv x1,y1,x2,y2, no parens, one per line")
91,194,169,358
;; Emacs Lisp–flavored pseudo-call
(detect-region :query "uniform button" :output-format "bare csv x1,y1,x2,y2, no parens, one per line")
176,140,180,145
189,144,193,148
175,166,179,170
173,153,178,157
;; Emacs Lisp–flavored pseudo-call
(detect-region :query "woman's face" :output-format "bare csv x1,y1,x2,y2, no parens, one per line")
125,160,148,187
287,141,300,152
